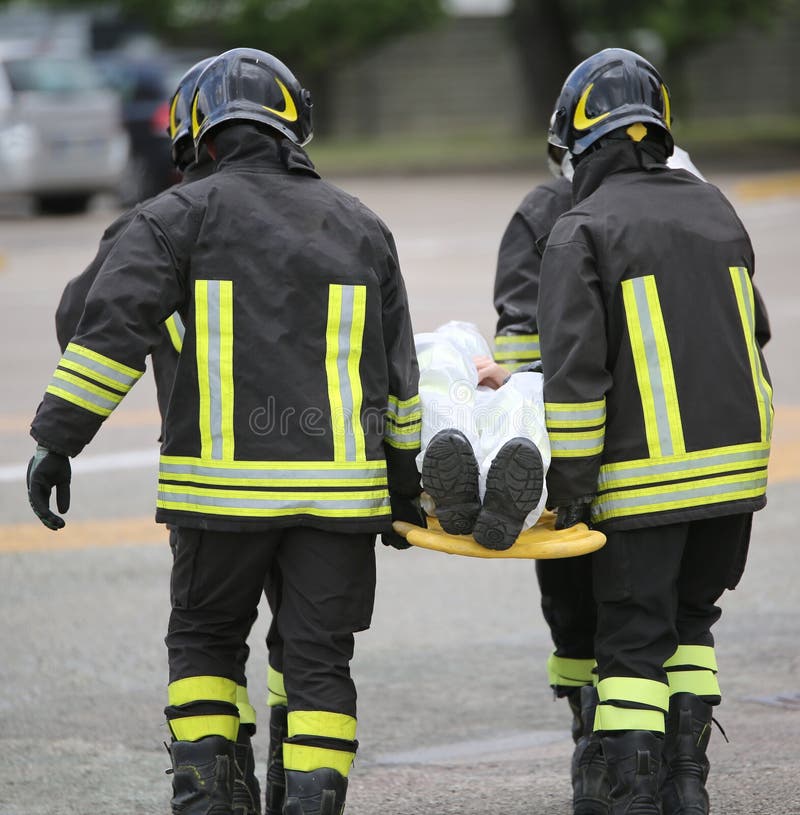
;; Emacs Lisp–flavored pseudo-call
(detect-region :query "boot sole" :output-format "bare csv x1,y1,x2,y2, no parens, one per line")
473,437,543,550
422,429,481,535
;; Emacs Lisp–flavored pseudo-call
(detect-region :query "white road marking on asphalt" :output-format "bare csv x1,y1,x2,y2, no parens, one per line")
371,730,567,765
0,448,159,482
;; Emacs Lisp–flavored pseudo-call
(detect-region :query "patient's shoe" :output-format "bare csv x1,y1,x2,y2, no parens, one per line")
422,429,481,535
473,437,544,551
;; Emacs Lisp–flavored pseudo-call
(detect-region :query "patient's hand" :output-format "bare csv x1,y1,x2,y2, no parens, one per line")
474,356,510,389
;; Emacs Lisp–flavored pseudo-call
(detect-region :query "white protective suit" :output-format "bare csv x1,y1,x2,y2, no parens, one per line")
415,321,551,531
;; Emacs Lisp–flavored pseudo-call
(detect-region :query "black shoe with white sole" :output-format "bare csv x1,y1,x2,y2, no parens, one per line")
421,429,481,535
473,437,544,551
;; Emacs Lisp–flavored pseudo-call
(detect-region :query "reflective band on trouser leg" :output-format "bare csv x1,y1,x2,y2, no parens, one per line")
666,670,721,698
665,644,721,698
268,666,288,707
284,710,357,777
594,676,669,733
236,685,257,727
547,652,597,687
167,675,239,741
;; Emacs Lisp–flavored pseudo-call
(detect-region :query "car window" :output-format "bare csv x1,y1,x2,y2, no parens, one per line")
5,57,103,94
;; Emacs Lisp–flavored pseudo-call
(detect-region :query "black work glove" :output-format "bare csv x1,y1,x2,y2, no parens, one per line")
555,499,593,531
26,445,71,530
381,493,426,550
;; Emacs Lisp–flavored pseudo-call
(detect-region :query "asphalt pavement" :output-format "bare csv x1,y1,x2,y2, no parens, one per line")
1,169,798,814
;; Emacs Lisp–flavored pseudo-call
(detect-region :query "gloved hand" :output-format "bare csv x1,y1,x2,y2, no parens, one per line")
381,493,426,550
26,445,71,530
555,499,593,531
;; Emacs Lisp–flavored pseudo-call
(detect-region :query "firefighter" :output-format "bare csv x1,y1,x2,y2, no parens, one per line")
26,46,422,815
492,101,773,815
52,58,265,815
537,48,772,814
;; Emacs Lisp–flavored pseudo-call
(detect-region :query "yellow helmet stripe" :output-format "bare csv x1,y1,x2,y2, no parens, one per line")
169,93,181,139
263,77,298,123
573,83,611,131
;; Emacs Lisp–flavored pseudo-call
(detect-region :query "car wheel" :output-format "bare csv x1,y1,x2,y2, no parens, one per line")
36,194,92,215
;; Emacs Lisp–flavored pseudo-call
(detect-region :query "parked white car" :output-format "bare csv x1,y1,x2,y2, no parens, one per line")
0,44,129,213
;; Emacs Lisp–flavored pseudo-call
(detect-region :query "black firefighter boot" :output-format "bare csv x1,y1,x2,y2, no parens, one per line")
233,726,262,815
421,429,481,535
601,730,663,815
661,693,714,815
265,704,288,815
283,768,348,815
572,686,610,815
169,735,236,815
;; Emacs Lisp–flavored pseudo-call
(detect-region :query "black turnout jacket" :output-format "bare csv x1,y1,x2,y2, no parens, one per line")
54,161,213,428
32,126,421,533
493,174,572,368
538,140,773,531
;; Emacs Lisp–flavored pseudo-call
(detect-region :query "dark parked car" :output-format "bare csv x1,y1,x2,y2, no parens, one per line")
96,54,200,206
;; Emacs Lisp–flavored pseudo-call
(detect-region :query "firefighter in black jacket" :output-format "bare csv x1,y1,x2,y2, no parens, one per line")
52,58,266,815
492,135,772,814
538,48,772,815
55,57,261,815
26,47,422,815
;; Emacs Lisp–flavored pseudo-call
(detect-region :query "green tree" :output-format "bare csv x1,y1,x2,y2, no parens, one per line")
1,0,444,131
510,0,791,128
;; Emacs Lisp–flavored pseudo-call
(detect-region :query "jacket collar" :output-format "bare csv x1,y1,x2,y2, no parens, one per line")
572,139,668,203
213,124,320,178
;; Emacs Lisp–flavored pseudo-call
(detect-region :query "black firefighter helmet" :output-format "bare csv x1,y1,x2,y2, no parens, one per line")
548,47,673,158
190,47,313,150
168,56,216,168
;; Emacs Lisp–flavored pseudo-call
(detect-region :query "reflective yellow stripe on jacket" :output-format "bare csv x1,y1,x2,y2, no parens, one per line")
326,284,367,462
493,333,540,365
45,342,143,417
196,280,235,460
545,399,606,459
157,457,390,519
385,394,421,451
165,313,185,353
592,272,770,524
729,266,773,441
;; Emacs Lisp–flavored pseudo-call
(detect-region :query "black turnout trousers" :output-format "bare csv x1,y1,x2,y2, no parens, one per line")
536,554,597,666
167,526,376,718
592,512,752,688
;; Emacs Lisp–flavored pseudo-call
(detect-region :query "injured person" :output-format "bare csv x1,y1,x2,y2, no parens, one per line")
415,321,550,551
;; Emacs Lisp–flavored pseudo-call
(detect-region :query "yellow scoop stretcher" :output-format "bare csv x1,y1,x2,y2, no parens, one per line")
393,510,605,559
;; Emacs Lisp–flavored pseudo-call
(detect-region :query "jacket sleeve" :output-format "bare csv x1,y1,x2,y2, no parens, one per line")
150,317,184,440
753,285,771,348
379,226,422,498
493,210,541,367
538,223,612,507
31,200,195,457
54,210,136,352
493,182,572,369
